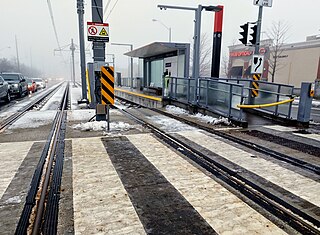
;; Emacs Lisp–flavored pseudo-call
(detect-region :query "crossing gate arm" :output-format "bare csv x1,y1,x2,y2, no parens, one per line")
237,98,295,109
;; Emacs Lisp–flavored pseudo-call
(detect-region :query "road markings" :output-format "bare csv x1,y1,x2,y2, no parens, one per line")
128,133,287,234
263,125,297,132
0,141,33,198
179,130,320,207
293,133,320,141
72,137,145,235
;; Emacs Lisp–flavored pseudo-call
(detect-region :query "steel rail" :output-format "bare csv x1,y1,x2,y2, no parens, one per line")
31,84,69,234
151,108,320,175
0,83,63,131
15,83,69,235
115,106,320,235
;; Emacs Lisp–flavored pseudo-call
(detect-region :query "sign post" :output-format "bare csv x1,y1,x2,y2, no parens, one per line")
251,55,264,97
101,66,115,131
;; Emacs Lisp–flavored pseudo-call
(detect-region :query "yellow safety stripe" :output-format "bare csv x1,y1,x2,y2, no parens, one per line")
115,88,162,102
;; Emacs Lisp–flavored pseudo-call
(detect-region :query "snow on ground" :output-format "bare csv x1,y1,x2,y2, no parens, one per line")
165,105,231,126
72,121,132,132
68,109,123,122
41,84,67,110
293,97,320,107
0,84,60,121
147,115,196,132
9,110,57,129
68,109,96,122
70,85,83,110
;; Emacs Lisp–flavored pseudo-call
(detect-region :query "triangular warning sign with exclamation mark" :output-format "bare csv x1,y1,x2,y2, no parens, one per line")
99,28,108,36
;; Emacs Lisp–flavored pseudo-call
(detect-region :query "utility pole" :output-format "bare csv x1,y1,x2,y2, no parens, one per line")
15,35,20,72
92,0,105,62
77,0,87,100
254,6,263,54
70,39,76,86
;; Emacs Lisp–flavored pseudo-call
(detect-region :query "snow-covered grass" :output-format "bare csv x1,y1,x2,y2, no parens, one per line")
165,105,231,126
72,121,132,132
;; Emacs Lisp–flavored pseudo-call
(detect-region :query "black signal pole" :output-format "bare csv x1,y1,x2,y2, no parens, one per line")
211,5,223,78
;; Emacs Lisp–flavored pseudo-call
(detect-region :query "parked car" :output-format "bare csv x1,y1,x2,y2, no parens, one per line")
26,78,37,93
33,78,46,89
0,72,28,97
0,75,10,103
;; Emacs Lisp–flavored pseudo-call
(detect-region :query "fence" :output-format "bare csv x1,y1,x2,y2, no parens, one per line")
169,77,245,121
215,78,294,119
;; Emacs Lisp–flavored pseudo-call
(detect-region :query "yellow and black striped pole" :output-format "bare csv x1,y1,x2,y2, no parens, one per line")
251,73,260,97
100,66,114,105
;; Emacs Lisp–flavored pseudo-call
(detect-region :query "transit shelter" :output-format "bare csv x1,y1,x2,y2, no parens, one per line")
125,42,190,93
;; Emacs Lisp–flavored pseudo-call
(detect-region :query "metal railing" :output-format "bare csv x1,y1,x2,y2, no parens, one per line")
213,78,294,119
169,77,245,121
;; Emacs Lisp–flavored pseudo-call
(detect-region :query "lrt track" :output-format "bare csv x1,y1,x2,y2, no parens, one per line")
115,98,320,175
0,83,63,132
15,83,69,235
115,105,320,235
151,108,320,176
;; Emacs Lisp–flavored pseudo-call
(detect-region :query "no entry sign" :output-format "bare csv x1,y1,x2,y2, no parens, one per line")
87,22,109,42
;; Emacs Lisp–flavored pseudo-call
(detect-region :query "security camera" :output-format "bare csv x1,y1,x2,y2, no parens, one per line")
160,7,163,10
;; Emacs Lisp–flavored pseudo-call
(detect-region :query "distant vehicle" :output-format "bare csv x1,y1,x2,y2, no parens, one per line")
26,78,37,93
33,78,46,89
0,75,11,103
0,72,28,97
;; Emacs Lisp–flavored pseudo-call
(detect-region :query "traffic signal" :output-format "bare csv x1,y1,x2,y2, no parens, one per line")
249,24,257,45
239,23,248,45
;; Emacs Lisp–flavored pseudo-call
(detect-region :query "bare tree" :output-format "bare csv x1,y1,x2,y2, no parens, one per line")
0,57,41,76
190,33,212,77
266,21,290,82
220,53,230,77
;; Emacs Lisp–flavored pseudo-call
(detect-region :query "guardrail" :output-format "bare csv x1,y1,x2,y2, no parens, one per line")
169,77,245,122
212,78,294,119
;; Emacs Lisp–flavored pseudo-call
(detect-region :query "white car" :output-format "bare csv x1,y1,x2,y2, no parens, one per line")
32,78,46,89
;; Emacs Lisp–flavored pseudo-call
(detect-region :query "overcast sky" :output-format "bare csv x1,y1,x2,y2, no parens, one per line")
0,0,319,79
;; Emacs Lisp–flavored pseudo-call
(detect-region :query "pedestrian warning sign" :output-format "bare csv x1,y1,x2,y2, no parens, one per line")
99,28,108,36
87,22,109,42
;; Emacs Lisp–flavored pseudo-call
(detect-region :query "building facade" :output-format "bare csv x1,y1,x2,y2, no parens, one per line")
228,35,320,88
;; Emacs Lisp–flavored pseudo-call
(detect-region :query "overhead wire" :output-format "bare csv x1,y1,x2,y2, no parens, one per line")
46,0,69,66
103,0,113,16
46,0,61,50
105,0,120,21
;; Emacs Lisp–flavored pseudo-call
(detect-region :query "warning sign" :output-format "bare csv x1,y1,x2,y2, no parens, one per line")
87,22,109,42
99,28,108,36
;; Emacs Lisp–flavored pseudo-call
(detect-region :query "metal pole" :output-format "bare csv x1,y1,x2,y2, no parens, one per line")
70,39,76,86
15,35,20,72
77,0,87,100
169,27,172,42
130,45,133,89
92,0,105,62
255,6,263,54
193,5,202,103
211,5,223,78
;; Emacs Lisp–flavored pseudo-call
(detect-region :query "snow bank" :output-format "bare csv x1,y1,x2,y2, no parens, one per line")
73,121,132,132
165,105,231,126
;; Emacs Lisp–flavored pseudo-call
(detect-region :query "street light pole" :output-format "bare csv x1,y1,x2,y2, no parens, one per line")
255,6,263,54
111,43,134,89
152,19,172,42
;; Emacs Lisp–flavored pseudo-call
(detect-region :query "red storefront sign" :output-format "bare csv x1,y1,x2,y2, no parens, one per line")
229,51,253,57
